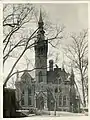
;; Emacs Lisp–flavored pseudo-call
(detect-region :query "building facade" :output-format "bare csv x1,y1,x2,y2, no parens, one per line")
15,11,80,113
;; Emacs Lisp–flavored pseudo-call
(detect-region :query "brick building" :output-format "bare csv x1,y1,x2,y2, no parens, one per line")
15,10,80,113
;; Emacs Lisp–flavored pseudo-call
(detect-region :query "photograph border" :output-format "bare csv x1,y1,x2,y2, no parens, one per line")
0,0,90,119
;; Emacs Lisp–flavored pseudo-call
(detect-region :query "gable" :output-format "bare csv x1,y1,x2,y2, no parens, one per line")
21,70,33,84
36,91,47,100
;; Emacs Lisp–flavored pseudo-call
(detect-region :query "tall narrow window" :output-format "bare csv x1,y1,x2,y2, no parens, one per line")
28,96,32,105
59,95,62,106
63,95,67,106
39,71,43,82
28,88,31,95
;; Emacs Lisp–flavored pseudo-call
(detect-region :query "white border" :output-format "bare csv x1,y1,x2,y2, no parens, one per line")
0,0,90,120
1,0,90,4
88,1,90,118
0,1,3,119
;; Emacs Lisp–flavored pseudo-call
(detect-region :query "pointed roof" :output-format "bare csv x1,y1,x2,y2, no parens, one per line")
36,91,47,100
38,8,44,25
21,70,33,81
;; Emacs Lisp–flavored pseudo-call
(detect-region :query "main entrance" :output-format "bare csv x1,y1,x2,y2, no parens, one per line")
36,95,44,110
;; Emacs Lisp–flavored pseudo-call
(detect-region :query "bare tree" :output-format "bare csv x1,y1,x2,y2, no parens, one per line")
64,29,88,107
3,4,64,87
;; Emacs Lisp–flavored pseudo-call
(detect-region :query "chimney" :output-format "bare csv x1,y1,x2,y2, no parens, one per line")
49,60,53,71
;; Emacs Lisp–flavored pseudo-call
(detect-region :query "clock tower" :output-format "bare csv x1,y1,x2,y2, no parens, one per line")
34,10,48,84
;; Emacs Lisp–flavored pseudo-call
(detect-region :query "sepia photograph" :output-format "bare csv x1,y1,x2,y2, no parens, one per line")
3,1,88,118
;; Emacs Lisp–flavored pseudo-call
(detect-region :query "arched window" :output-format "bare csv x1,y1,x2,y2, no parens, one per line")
39,71,43,82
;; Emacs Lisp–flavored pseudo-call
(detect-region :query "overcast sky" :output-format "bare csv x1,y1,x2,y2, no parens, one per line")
4,3,88,89
36,3,88,32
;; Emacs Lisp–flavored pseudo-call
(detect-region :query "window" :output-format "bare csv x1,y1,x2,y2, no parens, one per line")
21,97,24,105
59,95,62,106
28,97,32,105
39,71,43,82
28,88,31,95
63,96,67,106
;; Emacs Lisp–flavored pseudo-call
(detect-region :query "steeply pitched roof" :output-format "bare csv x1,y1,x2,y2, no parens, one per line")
21,70,34,83
47,67,69,84
38,8,44,25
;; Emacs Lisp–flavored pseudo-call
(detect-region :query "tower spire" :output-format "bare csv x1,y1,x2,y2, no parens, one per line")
38,8,44,27
39,8,43,22
37,8,45,41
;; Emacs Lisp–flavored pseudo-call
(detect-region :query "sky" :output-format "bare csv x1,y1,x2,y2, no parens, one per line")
3,3,88,92
35,3,88,33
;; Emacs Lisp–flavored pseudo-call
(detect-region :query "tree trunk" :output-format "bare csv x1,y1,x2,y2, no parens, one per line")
81,79,86,107
54,101,56,116
80,71,86,107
